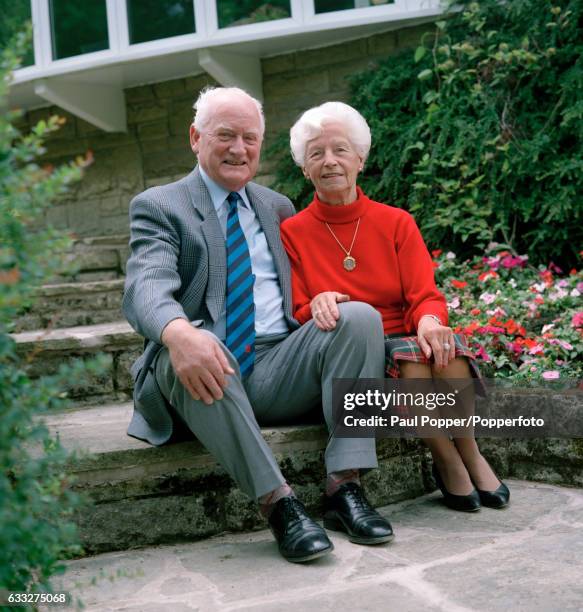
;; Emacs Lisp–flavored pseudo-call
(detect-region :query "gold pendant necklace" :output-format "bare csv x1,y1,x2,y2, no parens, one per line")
324,218,361,271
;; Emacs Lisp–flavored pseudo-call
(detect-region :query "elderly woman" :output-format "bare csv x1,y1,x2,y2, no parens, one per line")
280,101,509,512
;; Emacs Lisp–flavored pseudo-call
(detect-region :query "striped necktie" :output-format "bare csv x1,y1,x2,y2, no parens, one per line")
225,192,255,376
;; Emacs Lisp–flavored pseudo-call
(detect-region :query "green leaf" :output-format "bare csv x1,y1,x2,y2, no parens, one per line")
414,46,427,63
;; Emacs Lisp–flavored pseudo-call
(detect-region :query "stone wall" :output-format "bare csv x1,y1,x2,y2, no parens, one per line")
20,24,429,238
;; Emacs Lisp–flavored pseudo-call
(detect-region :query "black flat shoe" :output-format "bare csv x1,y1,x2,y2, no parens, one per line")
476,482,510,509
324,482,394,545
432,463,481,513
268,496,333,563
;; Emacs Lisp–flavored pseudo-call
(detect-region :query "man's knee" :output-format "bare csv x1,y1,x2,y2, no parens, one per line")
336,301,383,337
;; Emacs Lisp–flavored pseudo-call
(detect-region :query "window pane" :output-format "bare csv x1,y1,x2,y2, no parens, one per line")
0,0,34,66
315,0,393,14
50,0,109,60
128,0,195,45
217,0,291,29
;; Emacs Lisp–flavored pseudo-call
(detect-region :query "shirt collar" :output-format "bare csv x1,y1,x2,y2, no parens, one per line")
198,165,251,212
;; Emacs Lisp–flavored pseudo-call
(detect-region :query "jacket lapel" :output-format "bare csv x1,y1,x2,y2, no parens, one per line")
184,168,226,322
246,184,294,322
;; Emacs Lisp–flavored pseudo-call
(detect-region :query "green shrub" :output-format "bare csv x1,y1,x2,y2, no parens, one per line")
270,0,583,269
0,29,95,595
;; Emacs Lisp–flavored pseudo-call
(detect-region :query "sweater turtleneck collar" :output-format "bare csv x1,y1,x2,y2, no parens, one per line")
308,186,369,224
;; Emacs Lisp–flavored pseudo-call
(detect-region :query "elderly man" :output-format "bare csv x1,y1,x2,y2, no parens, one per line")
123,86,393,563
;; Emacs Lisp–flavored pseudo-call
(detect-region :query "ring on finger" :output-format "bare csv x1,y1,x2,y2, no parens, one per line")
443,341,451,350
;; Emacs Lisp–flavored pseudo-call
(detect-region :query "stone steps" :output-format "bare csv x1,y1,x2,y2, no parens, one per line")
37,390,583,556
40,402,430,555
11,320,141,404
56,234,130,282
15,279,125,332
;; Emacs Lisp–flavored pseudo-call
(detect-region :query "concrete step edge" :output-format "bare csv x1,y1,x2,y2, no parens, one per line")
11,320,139,352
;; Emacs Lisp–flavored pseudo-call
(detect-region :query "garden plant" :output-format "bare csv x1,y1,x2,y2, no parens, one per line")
0,29,96,597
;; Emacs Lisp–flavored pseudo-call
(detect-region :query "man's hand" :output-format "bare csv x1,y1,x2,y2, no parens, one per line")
310,291,350,331
417,316,456,369
161,319,234,404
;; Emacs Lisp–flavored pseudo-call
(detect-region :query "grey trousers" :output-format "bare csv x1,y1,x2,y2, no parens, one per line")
154,301,385,500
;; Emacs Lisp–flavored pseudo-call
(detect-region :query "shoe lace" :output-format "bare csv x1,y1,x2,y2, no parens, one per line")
342,483,373,512
281,496,307,524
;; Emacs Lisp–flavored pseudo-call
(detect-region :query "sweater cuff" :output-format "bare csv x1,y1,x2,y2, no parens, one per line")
413,303,448,331
295,304,313,325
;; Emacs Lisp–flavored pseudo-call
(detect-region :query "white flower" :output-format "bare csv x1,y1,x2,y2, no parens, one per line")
446,251,456,260
533,282,546,293
571,288,581,297
541,323,555,334
508,279,517,288
448,296,460,309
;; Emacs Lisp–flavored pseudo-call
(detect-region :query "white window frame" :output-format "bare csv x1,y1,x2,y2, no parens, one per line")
204,0,303,43
304,0,441,28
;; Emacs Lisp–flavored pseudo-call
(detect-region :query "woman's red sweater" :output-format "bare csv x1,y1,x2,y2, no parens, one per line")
280,187,448,335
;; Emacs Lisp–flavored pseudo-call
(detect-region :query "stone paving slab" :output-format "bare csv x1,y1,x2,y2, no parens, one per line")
51,480,583,611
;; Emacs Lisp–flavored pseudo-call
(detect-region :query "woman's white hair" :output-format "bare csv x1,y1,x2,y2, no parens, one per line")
290,101,371,167
193,86,265,135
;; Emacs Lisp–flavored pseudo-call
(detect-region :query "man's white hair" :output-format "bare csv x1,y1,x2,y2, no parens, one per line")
193,86,265,135
289,101,371,167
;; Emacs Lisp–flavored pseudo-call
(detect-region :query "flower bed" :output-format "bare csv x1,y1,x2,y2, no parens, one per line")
433,245,583,382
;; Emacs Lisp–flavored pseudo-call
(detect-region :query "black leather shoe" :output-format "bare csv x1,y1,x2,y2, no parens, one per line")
323,483,394,545
268,496,333,563
476,482,510,509
432,463,481,512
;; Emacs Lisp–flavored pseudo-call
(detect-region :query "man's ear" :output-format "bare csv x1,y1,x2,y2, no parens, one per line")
189,123,200,154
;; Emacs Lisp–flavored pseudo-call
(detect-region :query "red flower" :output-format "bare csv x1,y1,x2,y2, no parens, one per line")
451,280,468,289
470,308,481,316
539,270,553,287
431,249,443,259
478,270,499,282
570,268,577,275
504,319,522,335
534,296,544,305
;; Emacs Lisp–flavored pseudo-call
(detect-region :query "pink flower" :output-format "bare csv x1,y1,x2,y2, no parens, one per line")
576,282,583,293
542,370,560,380
548,262,563,274
482,325,506,334
528,344,544,355
508,342,524,355
500,254,527,269
480,292,496,304
559,340,573,351
448,296,461,309
572,312,583,328
475,346,491,362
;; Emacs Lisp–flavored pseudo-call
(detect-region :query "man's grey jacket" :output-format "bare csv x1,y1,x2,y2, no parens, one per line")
122,167,299,446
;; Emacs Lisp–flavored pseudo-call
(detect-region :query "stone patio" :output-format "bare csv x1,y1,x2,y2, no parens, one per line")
51,479,583,611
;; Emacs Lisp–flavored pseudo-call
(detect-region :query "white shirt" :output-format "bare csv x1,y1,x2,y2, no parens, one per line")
198,166,289,340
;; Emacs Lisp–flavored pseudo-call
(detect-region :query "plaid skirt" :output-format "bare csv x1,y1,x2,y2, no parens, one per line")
385,333,486,396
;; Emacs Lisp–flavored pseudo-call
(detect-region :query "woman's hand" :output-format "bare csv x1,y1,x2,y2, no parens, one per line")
417,315,456,368
310,291,350,331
